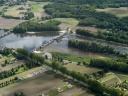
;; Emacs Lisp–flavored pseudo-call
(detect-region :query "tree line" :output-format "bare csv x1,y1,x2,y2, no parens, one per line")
68,39,127,57
13,20,61,33
76,29,128,44
90,58,128,73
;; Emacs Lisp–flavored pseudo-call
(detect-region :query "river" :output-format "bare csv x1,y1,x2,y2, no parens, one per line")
0,30,59,51
0,30,127,59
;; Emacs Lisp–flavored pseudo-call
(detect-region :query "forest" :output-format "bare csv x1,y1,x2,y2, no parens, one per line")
13,20,61,33
43,1,128,31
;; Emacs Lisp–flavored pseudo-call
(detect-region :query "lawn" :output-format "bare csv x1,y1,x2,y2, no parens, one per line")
96,7,128,17
64,63,100,75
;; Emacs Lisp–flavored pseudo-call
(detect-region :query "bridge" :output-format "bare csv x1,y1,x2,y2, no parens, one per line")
0,31,12,38
32,31,67,52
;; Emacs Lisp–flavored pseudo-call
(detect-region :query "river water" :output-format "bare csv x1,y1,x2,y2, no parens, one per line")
44,34,122,59
0,30,127,59
0,30,59,51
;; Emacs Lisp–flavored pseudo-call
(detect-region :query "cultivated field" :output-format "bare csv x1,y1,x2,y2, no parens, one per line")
99,73,120,85
114,72,128,81
0,71,65,96
0,18,25,29
64,63,100,75
96,7,128,17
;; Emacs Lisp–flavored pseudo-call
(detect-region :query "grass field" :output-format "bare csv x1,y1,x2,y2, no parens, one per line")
27,1,50,13
26,1,50,18
64,63,100,75
4,5,28,18
53,18,79,26
96,7,128,17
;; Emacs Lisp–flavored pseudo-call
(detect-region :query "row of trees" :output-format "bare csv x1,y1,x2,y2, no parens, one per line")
0,77,18,88
45,61,124,96
13,20,61,33
68,39,115,55
0,65,26,80
16,48,45,69
90,58,128,73
76,29,128,44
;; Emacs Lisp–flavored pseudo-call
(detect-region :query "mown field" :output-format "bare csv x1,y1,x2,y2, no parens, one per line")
96,7,128,17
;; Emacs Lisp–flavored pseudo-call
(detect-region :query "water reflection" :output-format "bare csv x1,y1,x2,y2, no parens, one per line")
0,31,59,51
